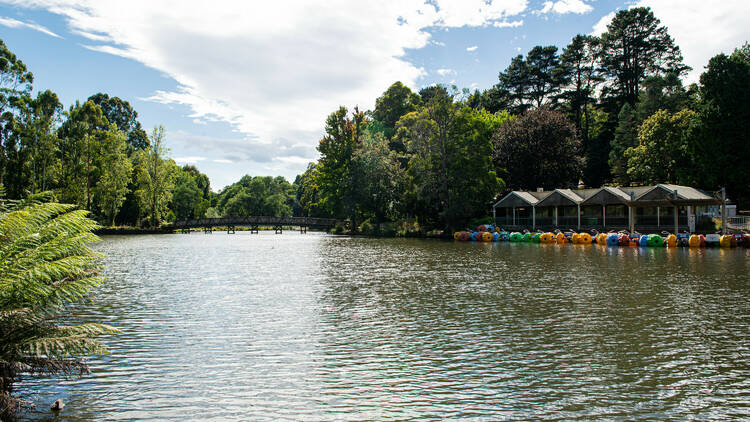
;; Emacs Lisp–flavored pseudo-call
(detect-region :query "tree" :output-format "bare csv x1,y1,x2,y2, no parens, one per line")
397,90,461,228
171,168,204,221
480,85,512,114
181,164,211,199
444,107,506,225
351,130,406,227
599,7,689,108
498,55,531,114
625,108,695,184
396,95,506,228
217,175,294,218
294,163,326,217
372,82,421,141
525,45,563,107
95,128,132,225
0,39,33,188
57,100,109,210
0,189,116,419
689,51,750,204
558,35,602,147
88,93,149,152
18,90,62,194
315,106,364,229
136,126,175,227
635,73,694,120
492,107,582,190
608,103,638,185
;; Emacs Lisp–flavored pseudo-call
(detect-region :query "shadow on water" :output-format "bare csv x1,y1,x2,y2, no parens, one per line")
17,234,750,420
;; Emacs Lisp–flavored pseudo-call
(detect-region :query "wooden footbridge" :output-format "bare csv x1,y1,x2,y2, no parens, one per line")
172,216,339,234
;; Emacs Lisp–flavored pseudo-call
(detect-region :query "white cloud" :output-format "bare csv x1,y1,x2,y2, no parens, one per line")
466,45,478,51
538,0,593,15
3,0,529,176
0,16,61,37
592,1,750,83
173,156,206,164
213,159,233,164
493,20,524,28
590,11,615,36
168,130,318,164
436,68,455,76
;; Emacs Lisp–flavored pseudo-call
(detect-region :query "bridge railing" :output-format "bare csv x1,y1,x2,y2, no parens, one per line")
172,216,339,229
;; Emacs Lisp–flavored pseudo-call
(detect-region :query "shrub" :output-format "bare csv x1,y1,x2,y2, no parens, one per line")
332,223,347,234
360,219,374,235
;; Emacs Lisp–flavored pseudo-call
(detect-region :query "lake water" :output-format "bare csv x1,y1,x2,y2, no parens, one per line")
19,232,750,420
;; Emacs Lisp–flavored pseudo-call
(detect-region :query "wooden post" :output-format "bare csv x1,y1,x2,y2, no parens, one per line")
227,226,235,234
512,207,516,226
554,206,558,227
577,204,581,231
674,206,678,234
628,206,634,233
300,226,307,234
602,205,606,229
657,206,660,228
721,187,727,235
532,206,536,230
274,225,283,234
250,225,259,234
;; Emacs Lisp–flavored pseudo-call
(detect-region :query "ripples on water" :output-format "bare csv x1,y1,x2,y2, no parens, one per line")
19,233,750,420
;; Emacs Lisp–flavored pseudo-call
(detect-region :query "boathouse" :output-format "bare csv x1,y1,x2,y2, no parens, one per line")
492,184,721,233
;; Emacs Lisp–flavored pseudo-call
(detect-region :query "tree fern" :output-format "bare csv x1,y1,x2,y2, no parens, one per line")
0,185,117,418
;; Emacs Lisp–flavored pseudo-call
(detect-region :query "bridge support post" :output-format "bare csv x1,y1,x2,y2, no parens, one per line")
274,225,283,234
203,227,212,234
180,228,190,234
250,225,259,234
227,226,235,234
300,225,307,234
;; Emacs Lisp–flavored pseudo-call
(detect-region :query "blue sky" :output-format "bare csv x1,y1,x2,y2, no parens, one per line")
1,0,748,190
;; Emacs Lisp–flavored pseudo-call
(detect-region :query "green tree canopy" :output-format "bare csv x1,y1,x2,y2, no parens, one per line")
689,51,750,203
599,7,689,108
88,93,149,152
372,82,421,141
492,107,582,190
625,108,695,185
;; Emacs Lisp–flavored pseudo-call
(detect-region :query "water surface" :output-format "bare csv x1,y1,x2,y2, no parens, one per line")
20,233,750,420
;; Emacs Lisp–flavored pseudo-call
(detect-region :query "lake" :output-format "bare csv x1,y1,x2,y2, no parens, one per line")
19,232,750,420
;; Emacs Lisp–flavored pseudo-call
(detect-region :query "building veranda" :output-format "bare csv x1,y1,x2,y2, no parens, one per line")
492,184,721,234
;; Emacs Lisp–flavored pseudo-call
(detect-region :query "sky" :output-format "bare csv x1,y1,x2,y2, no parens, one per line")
0,0,748,190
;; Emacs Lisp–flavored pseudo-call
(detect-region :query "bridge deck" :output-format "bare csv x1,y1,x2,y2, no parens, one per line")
172,216,338,229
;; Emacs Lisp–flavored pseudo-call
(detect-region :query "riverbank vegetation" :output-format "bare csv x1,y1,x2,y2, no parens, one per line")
0,188,116,418
1,7,749,233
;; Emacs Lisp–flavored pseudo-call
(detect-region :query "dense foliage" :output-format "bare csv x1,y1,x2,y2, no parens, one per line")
1,6,749,231
0,188,116,418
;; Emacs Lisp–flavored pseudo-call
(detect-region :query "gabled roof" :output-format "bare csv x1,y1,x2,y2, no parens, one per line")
658,184,716,201
536,189,583,207
581,186,630,205
617,185,653,200
493,190,549,208
633,184,718,205
493,184,719,209
573,188,602,201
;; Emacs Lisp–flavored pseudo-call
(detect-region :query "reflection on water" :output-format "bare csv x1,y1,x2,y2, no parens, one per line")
19,233,750,420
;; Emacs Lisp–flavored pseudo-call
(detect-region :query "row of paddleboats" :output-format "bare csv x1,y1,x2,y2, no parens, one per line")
454,224,750,248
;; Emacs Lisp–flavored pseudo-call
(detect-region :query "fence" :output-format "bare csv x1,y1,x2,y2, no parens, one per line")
727,216,750,231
